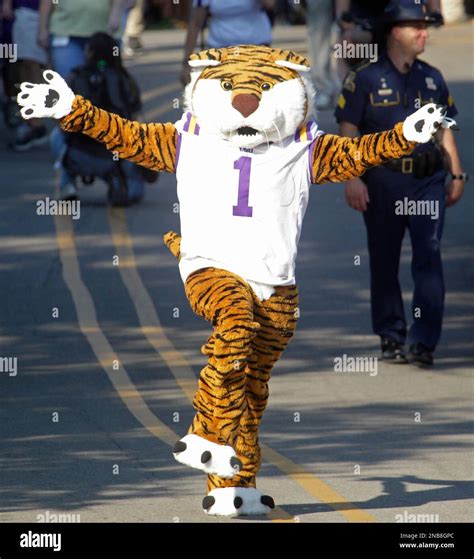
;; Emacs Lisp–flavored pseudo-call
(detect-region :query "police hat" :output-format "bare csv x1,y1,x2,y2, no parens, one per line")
382,0,437,25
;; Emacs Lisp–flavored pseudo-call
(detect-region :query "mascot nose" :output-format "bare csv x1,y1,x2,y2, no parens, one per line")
232,94,260,117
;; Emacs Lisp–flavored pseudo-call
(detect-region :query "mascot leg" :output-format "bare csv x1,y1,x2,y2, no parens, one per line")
173,267,261,479
202,286,299,516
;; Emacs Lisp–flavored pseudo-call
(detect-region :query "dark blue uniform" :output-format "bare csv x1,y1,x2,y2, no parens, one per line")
335,52,457,351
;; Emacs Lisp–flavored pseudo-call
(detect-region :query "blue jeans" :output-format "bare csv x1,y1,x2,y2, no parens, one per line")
50,36,88,191
50,126,73,190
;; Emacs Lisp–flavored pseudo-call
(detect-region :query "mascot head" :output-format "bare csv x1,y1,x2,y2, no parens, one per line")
183,45,316,148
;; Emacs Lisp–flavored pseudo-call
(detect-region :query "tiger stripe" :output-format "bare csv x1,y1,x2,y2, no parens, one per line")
60,95,178,173
310,122,416,184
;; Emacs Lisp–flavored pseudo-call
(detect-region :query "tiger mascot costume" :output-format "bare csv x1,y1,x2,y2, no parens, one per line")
18,45,455,517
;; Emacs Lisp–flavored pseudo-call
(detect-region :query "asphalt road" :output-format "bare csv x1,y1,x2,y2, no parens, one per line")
0,22,472,526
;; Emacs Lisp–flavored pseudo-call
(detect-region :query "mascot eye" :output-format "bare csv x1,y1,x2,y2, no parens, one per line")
260,82,272,91
221,81,233,91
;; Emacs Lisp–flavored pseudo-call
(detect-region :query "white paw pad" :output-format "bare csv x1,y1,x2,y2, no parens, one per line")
173,434,242,478
403,102,457,143
202,487,275,516
17,70,75,120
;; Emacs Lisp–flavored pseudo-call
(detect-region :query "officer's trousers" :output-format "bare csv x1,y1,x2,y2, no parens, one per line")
362,167,446,351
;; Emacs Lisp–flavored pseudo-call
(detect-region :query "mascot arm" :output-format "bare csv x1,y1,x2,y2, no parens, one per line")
16,70,177,173
60,95,177,173
310,122,415,184
311,103,454,184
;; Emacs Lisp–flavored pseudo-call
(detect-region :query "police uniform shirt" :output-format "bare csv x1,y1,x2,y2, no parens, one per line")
335,52,458,156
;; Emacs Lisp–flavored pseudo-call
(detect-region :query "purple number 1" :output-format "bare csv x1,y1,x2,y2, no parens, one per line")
233,156,253,217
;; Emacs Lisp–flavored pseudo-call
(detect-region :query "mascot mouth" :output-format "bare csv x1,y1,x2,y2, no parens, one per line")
237,126,258,136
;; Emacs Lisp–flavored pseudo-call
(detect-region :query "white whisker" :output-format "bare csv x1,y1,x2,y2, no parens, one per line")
271,121,284,148
262,128,271,150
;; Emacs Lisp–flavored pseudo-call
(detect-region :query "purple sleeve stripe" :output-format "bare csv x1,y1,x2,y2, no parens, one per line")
183,112,192,132
306,122,313,141
195,122,200,135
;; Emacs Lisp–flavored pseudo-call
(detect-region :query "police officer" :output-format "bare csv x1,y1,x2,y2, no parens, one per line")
335,0,466,367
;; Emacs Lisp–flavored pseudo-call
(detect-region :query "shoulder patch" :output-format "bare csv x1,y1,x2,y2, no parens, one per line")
343,71,356,92
337,94,346,109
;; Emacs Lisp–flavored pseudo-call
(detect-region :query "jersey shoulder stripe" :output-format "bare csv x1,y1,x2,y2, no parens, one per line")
175,112,201,135
294,120,321,143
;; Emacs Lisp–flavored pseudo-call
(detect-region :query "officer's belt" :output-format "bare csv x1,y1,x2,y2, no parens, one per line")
382,146,444,178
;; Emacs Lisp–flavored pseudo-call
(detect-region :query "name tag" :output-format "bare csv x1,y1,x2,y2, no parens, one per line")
370,90,400,106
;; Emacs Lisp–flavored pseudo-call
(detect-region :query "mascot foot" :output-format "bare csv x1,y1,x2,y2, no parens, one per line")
202,487,275,517
173,434,242,478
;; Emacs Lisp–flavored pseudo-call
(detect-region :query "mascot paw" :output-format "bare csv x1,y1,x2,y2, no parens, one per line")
17,70,75,120
402,103,456,143
173,434,242,478
202,487,275,517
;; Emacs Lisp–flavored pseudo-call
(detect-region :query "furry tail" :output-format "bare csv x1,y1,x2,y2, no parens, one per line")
163,231,181,260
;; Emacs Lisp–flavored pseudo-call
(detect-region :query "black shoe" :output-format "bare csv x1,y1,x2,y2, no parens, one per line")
407,343,434,368
381,337,407,363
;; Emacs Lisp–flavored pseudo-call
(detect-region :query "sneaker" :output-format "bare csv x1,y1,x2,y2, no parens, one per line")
381,337,407,363
128,37,143,51
58,183,79,201
11,124,49,152
407,343,434,368
122,36,143,57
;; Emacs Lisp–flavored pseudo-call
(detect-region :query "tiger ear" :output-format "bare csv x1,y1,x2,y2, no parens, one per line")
273,49,311,73
188,48,223,68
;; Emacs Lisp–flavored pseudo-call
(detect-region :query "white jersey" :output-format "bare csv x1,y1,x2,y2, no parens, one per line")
174,112,324,300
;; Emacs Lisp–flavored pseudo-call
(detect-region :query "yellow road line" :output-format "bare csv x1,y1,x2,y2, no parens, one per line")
107,208,375,523
54,214,176,447
107,208,197,402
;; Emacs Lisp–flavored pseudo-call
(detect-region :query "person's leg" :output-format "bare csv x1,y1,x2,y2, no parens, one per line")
184,267,260,445
407,172,446,354
174,267,260,478
120,160,145,203
50,37,87,198
50,127,76,191
306,0,338,108
363,172,408,346
206,285,299,493
124,0,145,43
